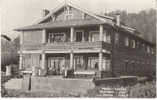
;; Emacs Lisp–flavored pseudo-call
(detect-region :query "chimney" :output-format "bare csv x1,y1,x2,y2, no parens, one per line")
116,14,120,26
43,9,49,17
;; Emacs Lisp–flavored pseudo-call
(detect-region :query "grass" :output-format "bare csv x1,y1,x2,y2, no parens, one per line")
130,80,156,98
1,77,156,98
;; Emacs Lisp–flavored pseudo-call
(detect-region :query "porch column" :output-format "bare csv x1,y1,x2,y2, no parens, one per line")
20,31,23,45
99,24,103,41
19,53,23,70
42,29,46,43
70,52,74,69
99,51,103,71
70,27,74,42
41,53,45,69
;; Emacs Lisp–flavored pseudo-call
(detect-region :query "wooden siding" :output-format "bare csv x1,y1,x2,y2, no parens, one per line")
22,54,41,71
112,48,156,77
53,6,94,21
23,30,42,45
112,29,156,77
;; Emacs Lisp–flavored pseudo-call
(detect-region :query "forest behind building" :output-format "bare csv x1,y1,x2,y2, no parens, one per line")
105,8,156,43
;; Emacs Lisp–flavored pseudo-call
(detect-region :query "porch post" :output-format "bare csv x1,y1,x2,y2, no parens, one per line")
42,29,46,43
20,31,23,45
99,24,103,41
41,53,45,69
19,53,23,70
99,51,103,71
70,51,74,69
70,27,74,42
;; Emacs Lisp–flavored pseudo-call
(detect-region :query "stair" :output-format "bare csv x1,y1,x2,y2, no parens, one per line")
4,78,22,90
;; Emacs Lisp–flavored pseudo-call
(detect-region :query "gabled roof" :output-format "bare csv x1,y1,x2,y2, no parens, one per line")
35,1,114,24
15,1,115,31
14,1,155,45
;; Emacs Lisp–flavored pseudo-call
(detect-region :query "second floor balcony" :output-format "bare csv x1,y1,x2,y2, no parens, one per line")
21,41,111,52
20,25,112,52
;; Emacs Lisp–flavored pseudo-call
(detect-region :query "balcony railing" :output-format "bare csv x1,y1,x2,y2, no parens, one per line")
21,41,111,51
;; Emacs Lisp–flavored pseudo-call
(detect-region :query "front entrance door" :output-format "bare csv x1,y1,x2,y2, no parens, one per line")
47,57,65,75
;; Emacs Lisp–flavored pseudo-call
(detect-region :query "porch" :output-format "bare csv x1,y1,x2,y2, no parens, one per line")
20,51,111,78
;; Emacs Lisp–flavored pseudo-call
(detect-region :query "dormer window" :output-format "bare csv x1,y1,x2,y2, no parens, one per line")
65,6,73,20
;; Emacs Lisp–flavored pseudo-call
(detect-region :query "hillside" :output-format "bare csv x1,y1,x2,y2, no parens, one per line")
106,9,156,43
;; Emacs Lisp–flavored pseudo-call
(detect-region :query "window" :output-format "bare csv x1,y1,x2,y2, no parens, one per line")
125,37,129,46
115,33,119,44
147,60,150,64
102,58,111,71
23,54,32,70
104,30,111,43
76,31,84,42
131,40,136,48
136,41,140,48
65,6,73,20
47,57,65,75
89,31,99,42
151,48,154,54
142,43,145,50
52,16,56,21
74,56,84,70
65,14,73,20
88,57,99,70
48,33,66,43
147,46,150,53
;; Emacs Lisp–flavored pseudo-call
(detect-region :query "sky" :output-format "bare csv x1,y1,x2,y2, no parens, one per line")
1,0,156,40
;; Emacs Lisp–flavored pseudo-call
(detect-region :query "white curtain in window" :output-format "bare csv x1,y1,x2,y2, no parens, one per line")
102,58,110,71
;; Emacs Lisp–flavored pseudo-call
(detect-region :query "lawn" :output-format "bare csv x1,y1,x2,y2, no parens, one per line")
1,75,156,98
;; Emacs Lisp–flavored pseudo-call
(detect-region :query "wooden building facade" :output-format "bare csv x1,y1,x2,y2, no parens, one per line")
15,2,156,78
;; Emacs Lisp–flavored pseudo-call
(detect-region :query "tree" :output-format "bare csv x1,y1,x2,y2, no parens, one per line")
106,9,156,43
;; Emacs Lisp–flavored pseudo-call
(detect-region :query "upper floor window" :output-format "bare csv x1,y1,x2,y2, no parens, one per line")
147,46,150,53
52,15,56,21
106,31,111,43
131,39,136,48
65,6,73,20
125,37,129,46
142,43,145,50
103,30,111,43
89,31,99,42
151,48,154,54
136,41,140,48
102,58,111,71
48,33,66,43
65,14,73,20
115,33,119,45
